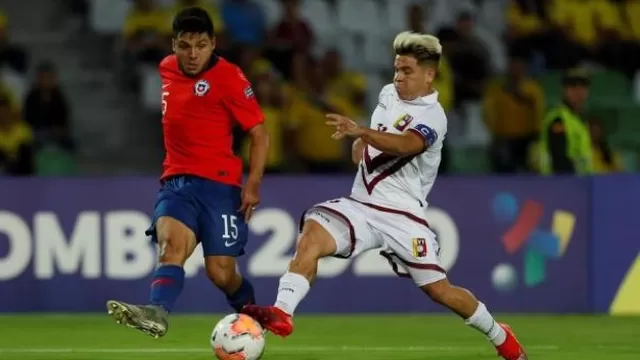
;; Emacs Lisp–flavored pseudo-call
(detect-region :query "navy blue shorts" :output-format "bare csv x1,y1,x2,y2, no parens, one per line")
145,175,248,257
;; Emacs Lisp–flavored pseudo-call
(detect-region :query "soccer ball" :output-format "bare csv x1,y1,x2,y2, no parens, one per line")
211,313,265,360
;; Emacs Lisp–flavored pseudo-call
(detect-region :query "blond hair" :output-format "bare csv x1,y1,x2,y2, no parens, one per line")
393,31,442,66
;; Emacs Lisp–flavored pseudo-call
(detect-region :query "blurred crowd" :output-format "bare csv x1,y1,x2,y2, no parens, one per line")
0,9,75,176
1,0,639,176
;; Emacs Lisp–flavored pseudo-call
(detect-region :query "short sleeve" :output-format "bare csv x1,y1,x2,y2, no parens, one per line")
224,68,265,131
406,109,447,149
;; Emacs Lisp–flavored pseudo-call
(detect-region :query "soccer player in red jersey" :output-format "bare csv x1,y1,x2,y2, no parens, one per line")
106,7,269,338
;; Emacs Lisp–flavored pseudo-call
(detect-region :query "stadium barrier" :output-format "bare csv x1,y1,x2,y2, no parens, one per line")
0,175,638,314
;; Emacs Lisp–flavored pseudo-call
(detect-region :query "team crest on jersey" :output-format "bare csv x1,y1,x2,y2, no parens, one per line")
393,113,414,131
194,79,210,96
412,238,428,258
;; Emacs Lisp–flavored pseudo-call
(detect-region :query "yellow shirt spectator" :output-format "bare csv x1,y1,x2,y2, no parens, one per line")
528,140,624,173
592,146,623,173
434,55,454,112
549,0,622,47
593,0,625,36
241,106,286,170
0,120,32,161
0,10,7,30
0,82,21,112
123,5,170,39
167,0,224,33
624,0,640,40
483,77,544,138
507,0,544,36
325,72,366,119
286,89,345,163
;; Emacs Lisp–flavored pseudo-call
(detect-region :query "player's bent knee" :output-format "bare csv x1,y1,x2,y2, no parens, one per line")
420,278,451,304
205,256,238,290
157,239,190,265
294,220,338,261
156,216,197,265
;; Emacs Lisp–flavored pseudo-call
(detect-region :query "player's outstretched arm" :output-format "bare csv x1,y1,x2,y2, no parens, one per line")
326,114,426,157
358,127,426,157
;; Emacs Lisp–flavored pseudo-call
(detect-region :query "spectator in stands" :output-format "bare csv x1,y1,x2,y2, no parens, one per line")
623,0,640,43
427,28,454,114
67,0,88,19
546,0,622,69
24,61,74,153
241,69,288,173
406,3,436,34
281,51,308,101
433,54,454,114
546,0,591,68
483,48,544,173
122,0,170,66
321,49,366,122
236,46,275,80
432,38,454,175
406,1,453,120
222,0,266,46
446,11,492,105
270,0,314,53
231,47,276,155
538,69,593,175
588,117,624,173
0,11,28,75
506,0,545,40
505,0,548,64
285,52,348,173
265,0,314,77
0,96,33,175
0,80,20,112
598,0,640,78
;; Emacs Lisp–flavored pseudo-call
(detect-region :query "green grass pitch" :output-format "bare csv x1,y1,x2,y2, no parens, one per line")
0,314,638,359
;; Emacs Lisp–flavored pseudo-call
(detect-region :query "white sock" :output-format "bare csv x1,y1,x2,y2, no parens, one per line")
464,302,507,346
274,272,310,316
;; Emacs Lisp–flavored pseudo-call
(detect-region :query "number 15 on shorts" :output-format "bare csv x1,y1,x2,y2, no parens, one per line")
220,213,248,254
208,214,247,256
221,214,249,251
221,214,238,242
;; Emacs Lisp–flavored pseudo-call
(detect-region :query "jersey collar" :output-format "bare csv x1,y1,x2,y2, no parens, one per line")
398,89,439,106
179,53,219,78
204,53,219,72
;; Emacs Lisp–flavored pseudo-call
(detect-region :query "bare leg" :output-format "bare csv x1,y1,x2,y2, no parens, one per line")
274,220,337,315
420,278,528,359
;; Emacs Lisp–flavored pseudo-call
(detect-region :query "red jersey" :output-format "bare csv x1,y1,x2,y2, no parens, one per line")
158,54,264,186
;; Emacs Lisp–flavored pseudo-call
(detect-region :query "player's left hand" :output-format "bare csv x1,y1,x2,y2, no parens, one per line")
325,114,364,139
239,178,261,222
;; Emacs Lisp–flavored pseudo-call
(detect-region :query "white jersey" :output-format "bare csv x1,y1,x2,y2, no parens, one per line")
350,84,447,217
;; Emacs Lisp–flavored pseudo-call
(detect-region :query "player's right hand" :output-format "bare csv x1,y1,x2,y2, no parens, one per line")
239,179,261,222
325,114,364,139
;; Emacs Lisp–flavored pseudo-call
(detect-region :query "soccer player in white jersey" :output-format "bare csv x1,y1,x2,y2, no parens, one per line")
242,31,527,360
